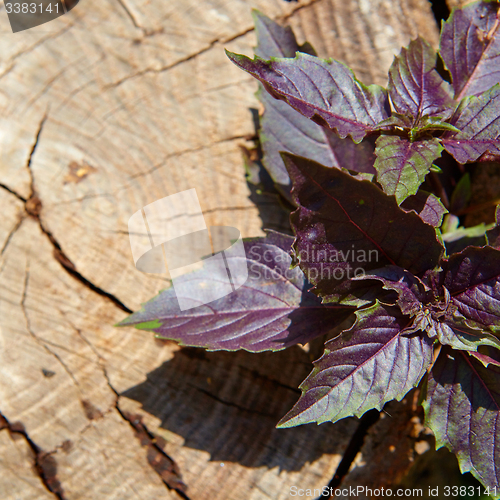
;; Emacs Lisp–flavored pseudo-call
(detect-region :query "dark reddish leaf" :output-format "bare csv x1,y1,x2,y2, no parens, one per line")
442,246,500,332
375,113,414,130
426,318,500,352
442,85,500,163
439,0,500,100
401,191,448,227
277,303,433,427
470,347,500,367
119,231,354,352
226,51,390,143
253,9,315,60
357,267,500,351
252,12,376,202
355,266,428,316
258,85,376,203
283,153,444,303
388,37,455,119
423,347,500,489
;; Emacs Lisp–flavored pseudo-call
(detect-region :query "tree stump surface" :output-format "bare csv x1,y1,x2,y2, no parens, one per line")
0,1,440,498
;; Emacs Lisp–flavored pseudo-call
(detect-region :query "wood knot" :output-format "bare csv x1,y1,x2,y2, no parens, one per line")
64,161,97,184
25,195,42,218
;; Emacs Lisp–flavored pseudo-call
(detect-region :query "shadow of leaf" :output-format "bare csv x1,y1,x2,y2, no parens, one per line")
121,344,358,471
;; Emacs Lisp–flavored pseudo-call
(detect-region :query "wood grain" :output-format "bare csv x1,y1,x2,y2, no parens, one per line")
0,1,439,498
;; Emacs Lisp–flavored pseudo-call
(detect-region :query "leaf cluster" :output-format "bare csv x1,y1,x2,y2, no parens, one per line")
121,2,500,493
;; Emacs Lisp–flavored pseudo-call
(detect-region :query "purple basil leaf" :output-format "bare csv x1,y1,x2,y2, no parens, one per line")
401,191,448,227
423,347,500,489
359,267,500,350
253,12,325,202
486,205,500,248
277,302,433,427
363,266,500,350
374,135,443,204
252,13,376,203
327,136,377,175
119,231,354,352
388,37,455,119
355,266,429,316
253,10,315,60
439,0,500,100
258,87,376,203
427,317,500,352
283,153,444,303
441,84,500,163
226,51,390,143
470,347,500,367
442,245,500,332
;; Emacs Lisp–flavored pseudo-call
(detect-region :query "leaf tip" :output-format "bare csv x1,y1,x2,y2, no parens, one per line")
225,49,246,63
251,8,265,21
276,412,301,429
128,319,163,331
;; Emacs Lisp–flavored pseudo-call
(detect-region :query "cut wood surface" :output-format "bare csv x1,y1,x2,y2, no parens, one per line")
0,1,440,498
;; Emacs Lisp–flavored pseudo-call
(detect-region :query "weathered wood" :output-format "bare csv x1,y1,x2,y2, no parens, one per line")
0,0,440,498
0,423,54,500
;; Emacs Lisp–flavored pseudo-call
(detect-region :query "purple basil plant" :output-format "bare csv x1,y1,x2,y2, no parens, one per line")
121,1,500,492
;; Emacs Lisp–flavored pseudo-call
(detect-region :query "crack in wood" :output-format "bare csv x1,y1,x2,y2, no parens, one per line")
19,114,133,314
26,114,47,188
237,365,302,395
0,25,73,82
0,216,23,257
103,16,269,91
127,134,251,181
188,383,277,417
0,410,67,500
282,0,324,21
20,263,80,386
41,226,133,313
0,182,27,202
122,410,190,500
54,321,190,498
100,367,191,499
63,314,189,488
104,37,222,89
66,319,106,363
115,0,143,31
317,409,381,500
